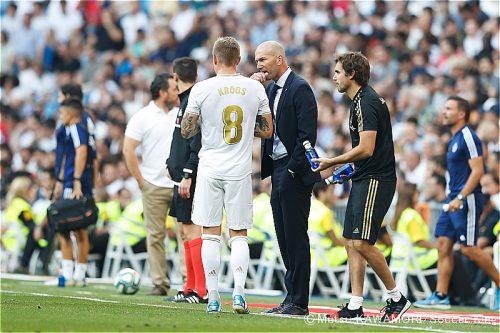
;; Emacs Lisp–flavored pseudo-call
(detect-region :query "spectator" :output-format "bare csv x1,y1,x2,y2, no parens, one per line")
424,173,448,204
12,13,41,61
121,1,150,47
480,173,500,211
309,182,347,268
390,183,438,275
3,176,36,273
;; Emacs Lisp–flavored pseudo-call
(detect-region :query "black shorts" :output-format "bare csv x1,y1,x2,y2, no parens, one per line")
343,178,396,244
168,184,195,224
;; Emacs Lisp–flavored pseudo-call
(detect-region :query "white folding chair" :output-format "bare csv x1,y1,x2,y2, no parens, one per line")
389,232,437,300
487,241,499,309
101,224,148,279
0,222,26,272
252,232,286,291
309,231,349,299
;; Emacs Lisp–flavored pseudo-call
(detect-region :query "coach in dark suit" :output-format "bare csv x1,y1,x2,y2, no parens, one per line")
251,41,321,316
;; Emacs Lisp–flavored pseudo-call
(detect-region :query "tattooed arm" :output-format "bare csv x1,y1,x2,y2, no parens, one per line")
181,112,200,139
254,113,273,138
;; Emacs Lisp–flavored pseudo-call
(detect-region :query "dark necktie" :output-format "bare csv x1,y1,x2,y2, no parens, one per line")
269,83,281,117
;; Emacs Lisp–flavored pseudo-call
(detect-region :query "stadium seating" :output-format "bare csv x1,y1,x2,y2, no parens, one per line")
308,231,350,299
101,224,148,279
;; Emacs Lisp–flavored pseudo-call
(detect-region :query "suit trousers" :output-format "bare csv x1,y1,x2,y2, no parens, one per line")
142,180,173,291
270,157,313,307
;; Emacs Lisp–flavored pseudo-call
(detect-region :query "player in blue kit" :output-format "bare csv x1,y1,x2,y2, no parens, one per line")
54,98,94,286
415,96,499,309
57,84,98,185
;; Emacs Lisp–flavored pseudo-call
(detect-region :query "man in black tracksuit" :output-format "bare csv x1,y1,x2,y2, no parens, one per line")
165,57,206,303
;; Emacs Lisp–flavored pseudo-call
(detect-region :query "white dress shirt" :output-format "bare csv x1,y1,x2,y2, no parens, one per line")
271,67,292,160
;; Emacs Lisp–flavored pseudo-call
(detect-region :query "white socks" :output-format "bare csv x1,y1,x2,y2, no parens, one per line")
387,287,402,302
202,234,249,300
74,263,88,282
229,236,249,298
62,260,74,280
348,296,364,310
62,260,88,281
202,234,221,298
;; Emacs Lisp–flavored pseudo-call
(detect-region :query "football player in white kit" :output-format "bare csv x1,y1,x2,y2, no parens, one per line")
181,36,273,314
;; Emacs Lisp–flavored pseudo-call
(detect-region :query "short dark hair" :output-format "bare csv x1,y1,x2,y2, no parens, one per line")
313,181,328,197
150,73,173,100
431,172,446,189
60,83,83,101
335,52,370,86
173,57,197,83
447,96,471,121
60,98,83,116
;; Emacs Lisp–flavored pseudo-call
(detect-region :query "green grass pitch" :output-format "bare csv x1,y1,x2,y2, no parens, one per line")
1,278,498,332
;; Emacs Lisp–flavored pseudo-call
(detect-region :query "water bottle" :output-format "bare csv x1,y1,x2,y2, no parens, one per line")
58,269,65,288
325,163,354,185
303,140,319,169
442,203,463,212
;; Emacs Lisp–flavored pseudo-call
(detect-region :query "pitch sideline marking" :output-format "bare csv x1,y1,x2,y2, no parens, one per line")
1,289,464,333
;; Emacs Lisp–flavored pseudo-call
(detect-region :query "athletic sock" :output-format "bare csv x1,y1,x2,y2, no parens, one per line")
348,296,363,310
208,290,220,303
62,260,74,281
387,287,402,302
201,234,221,298
183,241,195,294
229,236,249,298
435,292,447,299
190,237,206,297
73,263,87,281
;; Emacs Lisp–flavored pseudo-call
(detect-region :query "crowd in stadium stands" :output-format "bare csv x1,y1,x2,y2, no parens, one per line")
0,0,498,306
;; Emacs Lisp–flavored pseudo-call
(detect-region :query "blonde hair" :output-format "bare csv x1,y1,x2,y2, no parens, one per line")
213,37,240,66
6,176,32,206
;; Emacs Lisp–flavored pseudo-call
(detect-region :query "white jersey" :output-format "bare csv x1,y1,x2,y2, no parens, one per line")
185,73,271,180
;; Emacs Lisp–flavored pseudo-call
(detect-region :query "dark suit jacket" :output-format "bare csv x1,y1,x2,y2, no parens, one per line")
261,71,321,186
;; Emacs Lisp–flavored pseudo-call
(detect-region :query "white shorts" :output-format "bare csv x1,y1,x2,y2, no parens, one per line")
192,173,253,230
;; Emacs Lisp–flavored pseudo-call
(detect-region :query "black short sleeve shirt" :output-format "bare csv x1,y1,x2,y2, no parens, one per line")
349,86,396,182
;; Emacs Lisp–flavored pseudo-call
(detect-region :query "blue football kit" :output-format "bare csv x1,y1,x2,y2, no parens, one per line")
435,125,484,245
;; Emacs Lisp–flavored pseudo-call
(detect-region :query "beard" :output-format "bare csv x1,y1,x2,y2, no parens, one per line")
166,100,178,109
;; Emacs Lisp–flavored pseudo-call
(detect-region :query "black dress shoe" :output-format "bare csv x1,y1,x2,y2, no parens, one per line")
278,303,309,316
264,303,287,314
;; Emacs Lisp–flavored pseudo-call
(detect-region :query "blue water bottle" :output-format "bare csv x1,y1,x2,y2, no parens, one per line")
303,140,319,169
325,163,354,185
58,269,65,288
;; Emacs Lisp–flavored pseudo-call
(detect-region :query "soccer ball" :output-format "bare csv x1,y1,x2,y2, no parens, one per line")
114,268,141,295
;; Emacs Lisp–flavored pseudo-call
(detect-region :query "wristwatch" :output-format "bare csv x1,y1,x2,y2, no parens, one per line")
456,193,465,201
183,172,192,179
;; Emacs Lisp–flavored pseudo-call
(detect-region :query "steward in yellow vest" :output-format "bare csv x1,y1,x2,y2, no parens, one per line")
111,199,147,252
391,183,438,271
2,176,35,253
2,197,33,252
250,192,274,259
309,182,348,267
